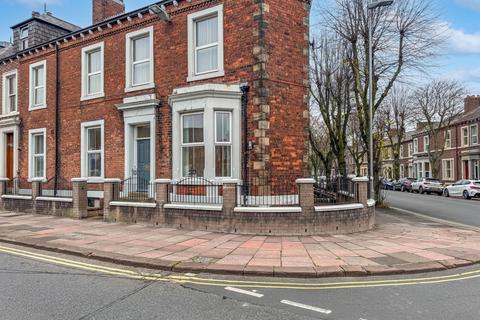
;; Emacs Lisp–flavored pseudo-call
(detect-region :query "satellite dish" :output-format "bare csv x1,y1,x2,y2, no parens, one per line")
149,4,171,22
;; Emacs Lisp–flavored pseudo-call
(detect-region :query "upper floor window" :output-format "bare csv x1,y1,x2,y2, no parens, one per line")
2,70,17,114
29,60,47,110
20,27,29,50
408,143,412,157
187,5,224,82
445,130,451,149
81,42,104,100
413,138,418,154
462,126,469,147
471,125,478,145
424,135,429,152
400,145,404,159
125,26,154,92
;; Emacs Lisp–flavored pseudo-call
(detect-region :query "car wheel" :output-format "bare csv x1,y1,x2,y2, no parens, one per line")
419,187,424,194
463,190,471,200
444,189,450,197
426,191,431,195
438,191,443,196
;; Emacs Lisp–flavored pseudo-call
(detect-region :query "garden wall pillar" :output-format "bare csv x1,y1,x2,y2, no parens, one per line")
72,178,88,219
103,178,121,222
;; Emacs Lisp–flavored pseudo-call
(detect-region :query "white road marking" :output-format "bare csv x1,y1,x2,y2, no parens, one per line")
281,300,332,315
184,273,196,277
224,287,264,298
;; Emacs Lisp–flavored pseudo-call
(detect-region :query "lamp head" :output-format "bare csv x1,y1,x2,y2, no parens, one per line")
368,0,394,9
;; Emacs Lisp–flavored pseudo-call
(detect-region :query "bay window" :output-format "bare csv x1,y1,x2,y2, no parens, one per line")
182,113,205,177
188,5,224,81
29,60,46,110
81,42,104,100
125,27,154,92
28,129,46,180
215,111,232,177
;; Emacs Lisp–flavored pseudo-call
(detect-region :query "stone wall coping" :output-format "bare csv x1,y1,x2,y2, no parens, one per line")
367,199,376,207
0,178,9,182
221,179,240,185
234,207,302,213
30,178,45,182
1,195,32,200
71,178,88,182
164,203,223,211
110,201,157,208
315,203,364,212
352,177,369,182
296,178,316,184
155,179,172,184
103,178,122,183
36,196,73,203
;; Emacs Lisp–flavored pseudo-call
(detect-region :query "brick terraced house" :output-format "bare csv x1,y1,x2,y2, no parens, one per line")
0,0,311,201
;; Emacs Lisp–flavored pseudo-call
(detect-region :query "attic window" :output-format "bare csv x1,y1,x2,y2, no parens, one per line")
20,27,29,50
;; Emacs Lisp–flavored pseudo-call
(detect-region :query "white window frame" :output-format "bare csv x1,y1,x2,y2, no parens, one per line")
2,69,18,115
80,120,105,182
81,42,104,101
408,143,412,157
20,26,29,50
214,111,233,178
445,130,451,149
181,112,205,177
125,26,154,93
442,158,454,181
470,124,478,145
461,126,469,147
28,128,47,181
29,60,47,110
187,4,224,82
413,138,418,154
424,135,429,152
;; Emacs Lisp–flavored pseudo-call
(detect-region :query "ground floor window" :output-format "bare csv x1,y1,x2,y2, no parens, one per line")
442,159,454,180
28,128,46,179
182,113,205,177
474,160,479,180
81,120,104,180
215,111,232,177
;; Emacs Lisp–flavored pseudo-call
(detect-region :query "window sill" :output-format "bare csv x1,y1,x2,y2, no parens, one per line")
84,177,105,184
81,93,105,102
125,83,155,93
29,105,47,111
0,111,19,118
187,70,225,83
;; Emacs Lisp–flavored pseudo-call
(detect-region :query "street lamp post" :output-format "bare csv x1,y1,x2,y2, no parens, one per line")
367,0,393,199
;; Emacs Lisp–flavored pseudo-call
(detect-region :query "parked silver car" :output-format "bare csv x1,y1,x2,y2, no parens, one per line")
410,178,443,195
443,180,480,200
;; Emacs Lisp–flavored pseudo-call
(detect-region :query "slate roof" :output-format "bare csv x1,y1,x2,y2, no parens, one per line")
11,13,81,32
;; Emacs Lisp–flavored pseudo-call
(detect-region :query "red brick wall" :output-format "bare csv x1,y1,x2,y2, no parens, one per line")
7,0,310,188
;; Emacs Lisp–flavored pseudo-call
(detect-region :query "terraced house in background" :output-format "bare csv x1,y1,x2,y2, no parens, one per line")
0,0,311,203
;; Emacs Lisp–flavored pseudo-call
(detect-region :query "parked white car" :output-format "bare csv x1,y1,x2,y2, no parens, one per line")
410,178,443,195
443,180,480,200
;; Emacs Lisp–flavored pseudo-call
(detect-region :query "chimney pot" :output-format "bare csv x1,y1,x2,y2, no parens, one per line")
464,96,480,114
32,11,40,17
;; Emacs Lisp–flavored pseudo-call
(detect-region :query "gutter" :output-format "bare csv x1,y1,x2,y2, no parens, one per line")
54,43,60,195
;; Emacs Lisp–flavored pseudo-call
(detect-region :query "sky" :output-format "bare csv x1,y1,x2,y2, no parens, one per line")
1,0,480,93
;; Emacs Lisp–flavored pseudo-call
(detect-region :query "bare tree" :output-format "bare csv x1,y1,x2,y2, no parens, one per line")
414,80,466,178
309,115,334,180
310,35,353,176
318,0,442,197
346,114,366,176
380,86,415,180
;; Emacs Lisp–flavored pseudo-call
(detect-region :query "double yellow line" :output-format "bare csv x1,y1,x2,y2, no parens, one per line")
1,244,479,290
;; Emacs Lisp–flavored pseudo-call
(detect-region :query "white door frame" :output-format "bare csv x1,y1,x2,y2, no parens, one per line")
0,125,19,178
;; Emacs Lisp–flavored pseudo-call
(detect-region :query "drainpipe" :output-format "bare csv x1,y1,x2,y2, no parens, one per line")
455,125,459,180
54,43,60,195
240,84,250,201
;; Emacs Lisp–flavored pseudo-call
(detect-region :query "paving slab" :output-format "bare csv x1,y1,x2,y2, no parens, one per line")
0,209,480,278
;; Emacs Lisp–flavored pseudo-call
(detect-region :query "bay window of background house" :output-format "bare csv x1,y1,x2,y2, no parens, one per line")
445,130,451,149
81,42,104,100
20,26,28,50
2,70,17,114
81,120,104,180
28,129,46,180
424,162,431,178
462,126,469,146
470,125,478,145
125,27,154,92
188,5,224,82
29,60,46,110
443,159,454,180
424,136,429,152
215,111,232,177
182,113,205,177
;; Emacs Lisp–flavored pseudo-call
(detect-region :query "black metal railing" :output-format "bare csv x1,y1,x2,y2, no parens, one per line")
314,176,356,205
40,177,73,198
115,174,155,203
168,176,223,205
5,177,31,196
237,178,299,207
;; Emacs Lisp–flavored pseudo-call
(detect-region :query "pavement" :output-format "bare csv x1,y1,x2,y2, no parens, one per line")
1,209,480,278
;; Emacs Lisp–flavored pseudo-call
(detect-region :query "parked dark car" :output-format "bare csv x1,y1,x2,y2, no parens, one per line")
382,179,395,190
395,177,415,192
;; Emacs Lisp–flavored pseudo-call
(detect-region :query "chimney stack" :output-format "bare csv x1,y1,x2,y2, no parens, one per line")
93,0,125,25
464,96,480,114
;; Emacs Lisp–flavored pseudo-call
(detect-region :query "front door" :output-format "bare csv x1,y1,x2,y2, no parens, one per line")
6,133,14,179
136,139,150,192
